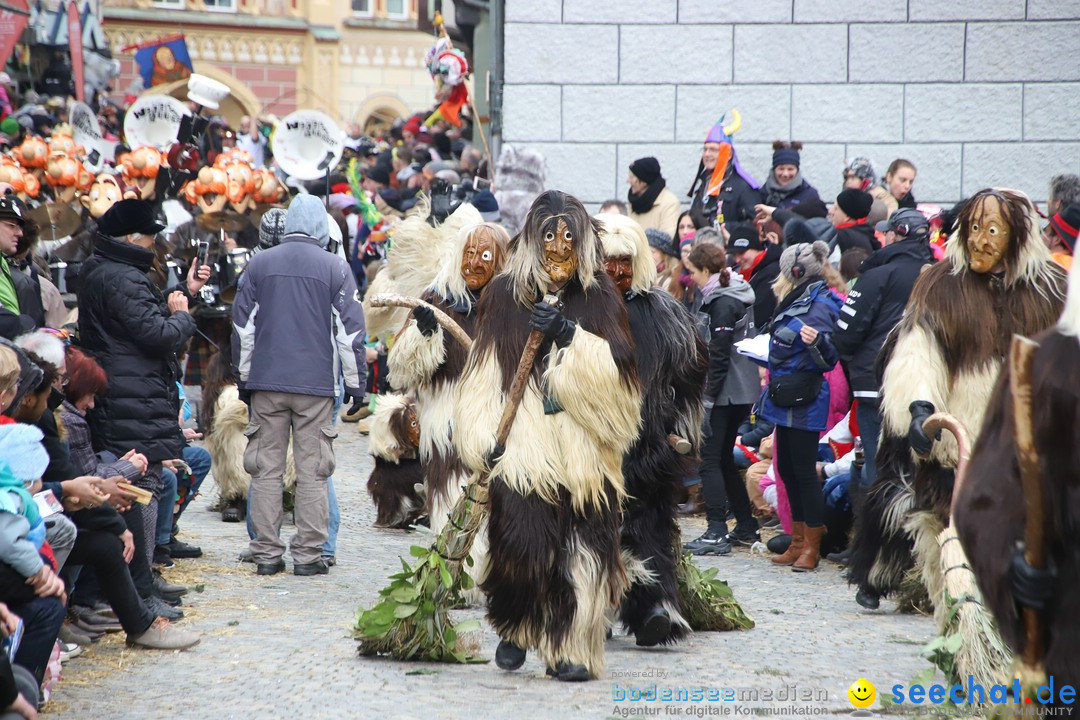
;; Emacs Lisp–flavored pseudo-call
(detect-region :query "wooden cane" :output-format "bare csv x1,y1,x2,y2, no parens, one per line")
1009,334,1046,668
368,294,473,351
668,433,692,455
492,291,559,448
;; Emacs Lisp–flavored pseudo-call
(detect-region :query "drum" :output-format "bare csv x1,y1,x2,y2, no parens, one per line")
219,248,253,304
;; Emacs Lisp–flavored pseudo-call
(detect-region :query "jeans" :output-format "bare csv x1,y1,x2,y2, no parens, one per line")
180,445,212,516
855,397,882,487
156,469,179,547
9,595,64,685
774,425,825,528
700,403,754,531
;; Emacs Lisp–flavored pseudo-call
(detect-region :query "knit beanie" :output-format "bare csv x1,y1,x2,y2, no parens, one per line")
258,207,288,250
835,188,873,220
645,227,678,259
629,157,662,185
772,147,800,168
779,240,830,281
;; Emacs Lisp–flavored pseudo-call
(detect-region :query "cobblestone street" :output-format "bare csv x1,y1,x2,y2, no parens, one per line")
49,423,936,720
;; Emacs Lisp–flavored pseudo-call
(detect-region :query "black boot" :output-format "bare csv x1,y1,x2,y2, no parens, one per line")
634,606,671,647
855,587,880,610
546,661,590,682
495,639,526,671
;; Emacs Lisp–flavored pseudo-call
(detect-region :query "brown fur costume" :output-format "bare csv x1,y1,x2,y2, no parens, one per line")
954,258,1080,687
388,222,508,595
452,191,641,678
366,393,425,529
598,214,706,645
848,189,1067,605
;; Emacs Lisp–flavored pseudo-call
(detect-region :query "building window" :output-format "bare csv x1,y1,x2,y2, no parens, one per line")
385,0,406,18
351,0,372,16
154,0,184,8
204,0,236,11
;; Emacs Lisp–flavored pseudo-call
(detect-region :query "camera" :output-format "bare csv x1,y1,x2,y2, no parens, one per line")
428,176,491,224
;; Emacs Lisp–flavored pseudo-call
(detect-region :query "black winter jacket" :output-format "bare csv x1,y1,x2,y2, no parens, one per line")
747,244,783,329
833,239,934,396
689,167,763,229
77,236,197,461
835,223,878,253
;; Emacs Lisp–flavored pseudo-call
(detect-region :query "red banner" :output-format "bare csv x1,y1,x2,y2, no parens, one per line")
67,1,84,102
0,0,29,74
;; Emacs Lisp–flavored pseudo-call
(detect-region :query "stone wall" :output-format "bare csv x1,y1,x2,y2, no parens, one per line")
500,0,1080,210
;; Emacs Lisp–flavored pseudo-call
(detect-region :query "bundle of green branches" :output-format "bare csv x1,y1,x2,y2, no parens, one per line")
675,551,755,632
353,475,488,663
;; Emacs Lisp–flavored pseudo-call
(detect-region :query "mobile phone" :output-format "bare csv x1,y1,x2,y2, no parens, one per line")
195,241,210,270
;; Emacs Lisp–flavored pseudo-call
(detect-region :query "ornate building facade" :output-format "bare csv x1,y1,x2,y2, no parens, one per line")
103,0,437,128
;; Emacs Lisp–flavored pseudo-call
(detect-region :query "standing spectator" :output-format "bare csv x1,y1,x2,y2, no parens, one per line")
599,199,627,215
688,120,761,229
1045,203,1079,270
759,241,843,572
876,159,917,216
231,195,367,577
76,200,211,569
682,244,761,555
235,116,267,167
646,228,682,295
828,189,877,253
729,225,783,327
1048,174,1080,217
0,198,41,330
762,141,821,211
626,157,681,234
0,74,13,119
842,157,888,227
833,208,933,497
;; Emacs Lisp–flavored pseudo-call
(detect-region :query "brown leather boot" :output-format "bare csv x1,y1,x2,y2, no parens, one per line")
677,484,704,515
771,521,805,565
793,525,826,572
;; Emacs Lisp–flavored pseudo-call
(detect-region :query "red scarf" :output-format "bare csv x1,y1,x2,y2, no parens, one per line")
835,218,867,230
740,250,767,281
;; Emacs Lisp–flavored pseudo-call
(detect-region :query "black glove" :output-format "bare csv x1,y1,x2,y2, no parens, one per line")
908,400,938,456
345,395,366,416
1010,546,1055,611
529,302,576,348
702,400,714,439
487,442,505,466
414,305,438,337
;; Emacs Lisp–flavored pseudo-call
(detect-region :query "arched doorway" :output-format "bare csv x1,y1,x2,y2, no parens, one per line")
142,66,261,127
356,94,411,138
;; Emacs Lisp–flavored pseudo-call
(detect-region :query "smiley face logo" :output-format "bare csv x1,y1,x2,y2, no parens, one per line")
848,678,876,709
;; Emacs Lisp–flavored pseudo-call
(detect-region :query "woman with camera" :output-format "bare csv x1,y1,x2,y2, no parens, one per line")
759,241,842,572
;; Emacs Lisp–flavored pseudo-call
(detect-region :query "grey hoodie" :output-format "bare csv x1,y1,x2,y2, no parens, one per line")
284,195,330,249
699,274,761,407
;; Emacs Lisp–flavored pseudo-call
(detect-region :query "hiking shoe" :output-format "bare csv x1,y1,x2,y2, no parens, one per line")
69,606,123,632
725,527,761,547
682,528,732,556
145,595,184,621
294,559,330,576
165,538,202,559
127,618,200,650
635,606,672,647
257,559,286,576
153,572,188,598
59,622,96,646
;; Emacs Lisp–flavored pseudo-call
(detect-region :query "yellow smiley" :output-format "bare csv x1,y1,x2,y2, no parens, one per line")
848,678,876,709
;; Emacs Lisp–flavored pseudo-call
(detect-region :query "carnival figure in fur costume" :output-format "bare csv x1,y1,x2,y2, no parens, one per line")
366,393,425,529
847,188,1067,610
452,190,641,681
955,257,1080,689
388,222,508,580
597,213,705,646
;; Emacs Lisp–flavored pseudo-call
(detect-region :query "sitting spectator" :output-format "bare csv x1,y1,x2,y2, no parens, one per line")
0,422,65,689
152,383,206,566
0,603,39,720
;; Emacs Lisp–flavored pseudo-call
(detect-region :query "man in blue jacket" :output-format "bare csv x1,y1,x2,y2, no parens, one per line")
232,195,367,577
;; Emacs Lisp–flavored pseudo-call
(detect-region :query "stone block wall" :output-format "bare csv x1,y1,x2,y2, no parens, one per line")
501,0,1080,210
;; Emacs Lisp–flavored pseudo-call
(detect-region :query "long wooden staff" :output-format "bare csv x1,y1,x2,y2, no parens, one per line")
1009,334,1046,669
369,293,472,351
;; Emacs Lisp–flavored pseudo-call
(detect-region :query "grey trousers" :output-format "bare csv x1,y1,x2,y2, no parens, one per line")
133,463,164,567
245,391,336,565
